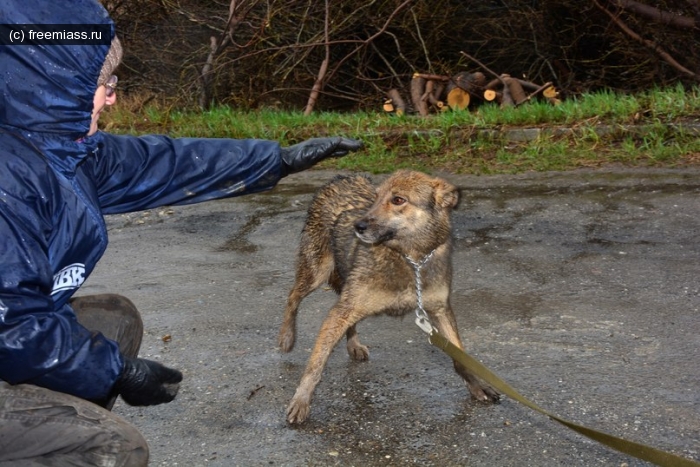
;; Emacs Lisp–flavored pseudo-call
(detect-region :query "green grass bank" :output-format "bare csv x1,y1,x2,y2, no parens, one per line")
105,85,700,175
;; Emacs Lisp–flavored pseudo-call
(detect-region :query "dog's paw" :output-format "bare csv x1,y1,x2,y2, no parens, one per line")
482,385,501,403
278,326,296,353
469,382,501,403
347,343,369,361
286,397,311,424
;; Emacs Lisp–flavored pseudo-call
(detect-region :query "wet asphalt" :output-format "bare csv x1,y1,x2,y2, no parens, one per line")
81,168,700,466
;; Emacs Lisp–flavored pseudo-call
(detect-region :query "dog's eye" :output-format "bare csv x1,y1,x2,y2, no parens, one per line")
391,196,406,206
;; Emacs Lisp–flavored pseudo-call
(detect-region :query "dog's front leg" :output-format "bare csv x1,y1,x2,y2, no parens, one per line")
345,324,369,361
287,304,360,424
428,306,500,403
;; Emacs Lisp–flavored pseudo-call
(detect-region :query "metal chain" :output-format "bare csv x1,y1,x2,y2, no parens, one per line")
404,249,437,334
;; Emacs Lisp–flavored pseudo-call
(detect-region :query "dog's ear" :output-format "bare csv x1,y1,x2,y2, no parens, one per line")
434,179,459,209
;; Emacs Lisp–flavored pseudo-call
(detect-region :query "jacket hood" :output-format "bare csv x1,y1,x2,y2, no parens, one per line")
0,0,114,142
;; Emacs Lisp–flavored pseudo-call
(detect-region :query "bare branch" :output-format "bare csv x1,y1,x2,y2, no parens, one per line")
612,0,696,29
303,0,330,115
595,0,700,81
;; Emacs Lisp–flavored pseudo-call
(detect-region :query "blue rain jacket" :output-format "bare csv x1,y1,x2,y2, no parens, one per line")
0,0,283,401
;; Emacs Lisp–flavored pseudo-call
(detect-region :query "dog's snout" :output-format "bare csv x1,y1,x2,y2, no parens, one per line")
354,219,369,234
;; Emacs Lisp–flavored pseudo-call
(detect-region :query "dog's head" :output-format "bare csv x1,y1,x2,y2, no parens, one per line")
354,170,459,253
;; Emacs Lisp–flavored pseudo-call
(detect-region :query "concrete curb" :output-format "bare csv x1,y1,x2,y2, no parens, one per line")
399,122,700,143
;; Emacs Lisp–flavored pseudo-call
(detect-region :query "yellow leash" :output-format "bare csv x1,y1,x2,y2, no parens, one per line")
426,330,699,467
405,251,697,466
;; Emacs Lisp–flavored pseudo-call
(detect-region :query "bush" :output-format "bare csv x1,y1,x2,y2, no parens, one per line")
105,0,700,110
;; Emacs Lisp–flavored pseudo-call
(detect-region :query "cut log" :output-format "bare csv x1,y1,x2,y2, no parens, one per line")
451,71,473,90
410,73,429,116
446,87,470,110
385,88,407,116
444,72,478,111
503,77,527,105
426,82,445,111
450,71,487,96
432,82,445,102
483,89,501,102
543,85,558,99
484,89,497,101
485,78,503,91
383,99,394,112
542,83,561,105
471,71,487,87
420,79,435,102
500,79,515,108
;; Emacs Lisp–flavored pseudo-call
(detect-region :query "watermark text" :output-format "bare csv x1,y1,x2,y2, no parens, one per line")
0,24,110,45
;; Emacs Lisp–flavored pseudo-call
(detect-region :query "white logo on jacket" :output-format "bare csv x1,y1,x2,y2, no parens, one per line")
52,263,86,295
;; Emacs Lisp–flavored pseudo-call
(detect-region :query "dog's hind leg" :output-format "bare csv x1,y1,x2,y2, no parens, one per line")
345,325,369,361
429,306,500,403
278,238,335,353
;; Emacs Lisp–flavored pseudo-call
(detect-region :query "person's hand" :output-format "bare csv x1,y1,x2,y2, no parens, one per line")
280,137,363,176
115,357,183,406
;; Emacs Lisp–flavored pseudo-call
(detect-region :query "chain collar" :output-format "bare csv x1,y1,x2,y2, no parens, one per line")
404,249,437,334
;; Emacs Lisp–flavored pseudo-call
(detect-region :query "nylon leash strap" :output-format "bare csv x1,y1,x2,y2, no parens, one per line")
404,250,696,465
426,329,699,467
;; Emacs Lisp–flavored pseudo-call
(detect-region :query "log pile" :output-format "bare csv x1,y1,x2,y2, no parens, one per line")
383,52,560,116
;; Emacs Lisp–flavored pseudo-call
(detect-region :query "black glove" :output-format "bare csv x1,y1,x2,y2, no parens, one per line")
280,137,363,177
114,357,183,406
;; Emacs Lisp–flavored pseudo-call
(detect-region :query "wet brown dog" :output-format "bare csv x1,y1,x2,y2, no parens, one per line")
278,170,499,424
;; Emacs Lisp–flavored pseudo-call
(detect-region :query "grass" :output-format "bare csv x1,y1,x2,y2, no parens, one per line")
103,84,700,175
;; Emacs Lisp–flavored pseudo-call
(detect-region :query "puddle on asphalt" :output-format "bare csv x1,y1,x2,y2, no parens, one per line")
215,183,320,253
216,215,261,253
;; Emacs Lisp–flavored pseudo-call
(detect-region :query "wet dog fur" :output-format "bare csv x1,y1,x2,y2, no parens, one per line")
278,170,499,424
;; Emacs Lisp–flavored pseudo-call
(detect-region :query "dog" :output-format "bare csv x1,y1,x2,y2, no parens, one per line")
278,170,499,424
